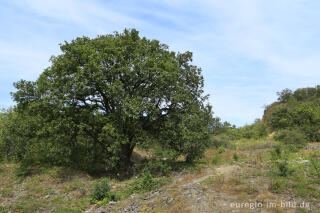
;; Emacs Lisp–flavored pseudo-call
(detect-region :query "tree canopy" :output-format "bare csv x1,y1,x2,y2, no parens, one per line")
264,86,320,142
3,29,212,172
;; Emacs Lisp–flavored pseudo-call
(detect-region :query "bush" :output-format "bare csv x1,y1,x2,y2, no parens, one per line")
286,144,299,153
217,146,225,154
210,134,233,148
127,168,159,194
238,119,267,139
309,152,320,183
273,129,307,148
269,179,282,193
91,178,120,202
265,98,320,142
233,153,239,161
14,166,33,177
145,158,172,177
270,147,292,177
212,156,220,165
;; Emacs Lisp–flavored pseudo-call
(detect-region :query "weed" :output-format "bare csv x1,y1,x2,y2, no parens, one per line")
233,153,239,161
125,168,159,195
91,178,120,203
270,147,292,177
145,158,172,177
246,186,258,194
14,166,33,178
286,144,299,153
217,146,225,154
273,129,307,148
269,179,282,193
309,152,320,183
211,156,220,165
215,174,225,185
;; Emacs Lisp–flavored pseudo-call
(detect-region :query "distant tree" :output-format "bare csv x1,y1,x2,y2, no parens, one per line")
7,29,212,171
208,117,223,134
238,119,267,139
293,87,317,101
277,88,293,103
266,101,320,141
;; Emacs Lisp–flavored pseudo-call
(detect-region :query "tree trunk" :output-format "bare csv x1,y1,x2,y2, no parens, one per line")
119,142,135,170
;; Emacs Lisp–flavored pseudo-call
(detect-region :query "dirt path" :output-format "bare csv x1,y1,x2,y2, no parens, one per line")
86,159,319,213
85,164,253,213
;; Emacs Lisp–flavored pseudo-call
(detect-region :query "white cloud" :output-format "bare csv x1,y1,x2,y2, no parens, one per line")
8,0,141,32
1,0,320,125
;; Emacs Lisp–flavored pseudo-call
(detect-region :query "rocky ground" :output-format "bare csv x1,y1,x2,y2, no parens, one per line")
85,162,320,213
2,141,320,213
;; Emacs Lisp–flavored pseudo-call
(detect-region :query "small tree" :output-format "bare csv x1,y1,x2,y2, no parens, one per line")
277,88,293,103
273,129,307,148
8,29,212,171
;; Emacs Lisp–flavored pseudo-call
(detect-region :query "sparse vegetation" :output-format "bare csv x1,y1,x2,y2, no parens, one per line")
233,152,238,161
274,129,308,148
217,146,225,154
211,155,221,165
91,178,120,203
264,86,320,142
125,168,160,195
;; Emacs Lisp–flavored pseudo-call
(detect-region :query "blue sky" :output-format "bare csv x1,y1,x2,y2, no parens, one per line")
1,0,320,126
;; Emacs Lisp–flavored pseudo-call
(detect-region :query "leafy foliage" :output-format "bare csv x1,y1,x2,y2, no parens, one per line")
91,178,120,203
233,153,239,161
208,117,235,135
265,87,320,141
211,155,220,164
277,88,293,103
238,119,267,139
270,147,292,177
217,146,225,154
126,168,159,194
273,129,307,148
145,158,172,177
210,119,267,150
309,152,320,183
2,29,212,172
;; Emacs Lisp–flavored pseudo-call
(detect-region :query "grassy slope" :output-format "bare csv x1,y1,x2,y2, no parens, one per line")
1,138,320,212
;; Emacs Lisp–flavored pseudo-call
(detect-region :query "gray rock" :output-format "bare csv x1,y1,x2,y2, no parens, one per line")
168,198,174,204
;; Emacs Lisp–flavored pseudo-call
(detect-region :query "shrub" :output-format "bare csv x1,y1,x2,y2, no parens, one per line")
277,160,290,177
270,147,292,177
309,152,320,183
212,156,220,165
286,144,299,153
273,129,307,148
210,127,242,149
265,96,320,142
14,166,33,177
210,134,231,148
238,119,267,139
145,158,171,177
233,153,239,161
127,168,159,194
269,179,282,193
217,146,225,154
91,178,120,203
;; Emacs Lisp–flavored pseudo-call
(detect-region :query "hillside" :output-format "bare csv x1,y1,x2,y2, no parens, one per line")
1,138,320,212
263,86,320,142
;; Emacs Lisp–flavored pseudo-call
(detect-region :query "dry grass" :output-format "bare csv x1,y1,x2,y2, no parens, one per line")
0,165,94,212
1,138,319,212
